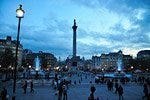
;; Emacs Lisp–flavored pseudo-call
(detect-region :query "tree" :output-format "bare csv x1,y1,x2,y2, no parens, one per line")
1,48,15,68
1,48,15,79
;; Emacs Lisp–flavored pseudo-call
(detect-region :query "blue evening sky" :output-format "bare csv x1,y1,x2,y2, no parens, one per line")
0,0,150,59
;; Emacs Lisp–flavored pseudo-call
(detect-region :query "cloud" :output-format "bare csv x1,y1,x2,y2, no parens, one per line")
72,0,150,11
0,0,149,59
0,23,17,38
71,0,100,8
77,17,150,57
0,15,73,58
77,41,112,58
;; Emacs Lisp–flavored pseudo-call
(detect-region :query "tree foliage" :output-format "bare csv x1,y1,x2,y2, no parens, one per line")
1,48,15,68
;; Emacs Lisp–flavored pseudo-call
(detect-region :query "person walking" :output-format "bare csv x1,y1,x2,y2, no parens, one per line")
62,85,67,100
107,80,111,91
110,80,113,91
30,81,34,93
115,82,119,94
1,87,7,100
142,83,149,100
23,80,27,94
58,84,63,100
118,85,123,100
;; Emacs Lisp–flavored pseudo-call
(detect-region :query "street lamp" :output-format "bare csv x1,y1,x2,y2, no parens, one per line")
29,65,31,68
16,5,25,18
13,4,25,99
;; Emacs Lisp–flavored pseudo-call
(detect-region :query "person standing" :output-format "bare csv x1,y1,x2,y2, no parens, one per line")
63,85,67,100
118,85,123,100
55,74,58,88
30,81,34,93
81,77,82,81
88,85,96,100
79,80,81,84
74,80,76,85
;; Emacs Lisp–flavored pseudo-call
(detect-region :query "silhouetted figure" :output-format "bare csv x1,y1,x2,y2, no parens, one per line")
55,74,59,88
88,85,96,100
142,84,149,100
107,80,111,91
58,84,63,100
110,81,113,91
1,87,7,100
115,82,119,93
142,77,145,83
23,73,25,78
79,80,81,84
69,80,71,84
118,85,123,100
101,76,104,84
145,77,150,86
23,81,27,94
35,71,39,79
90,81,92,84
30,81,34,93
74,80,76,85
63,85,67,100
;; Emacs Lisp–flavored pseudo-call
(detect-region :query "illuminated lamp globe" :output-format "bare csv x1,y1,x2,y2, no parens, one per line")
16,5,25,18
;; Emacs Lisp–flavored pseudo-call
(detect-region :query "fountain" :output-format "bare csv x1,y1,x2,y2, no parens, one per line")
29,56,45,79
34,56,41,71
114,56,125,77
104,51,132,78
117,56,122,72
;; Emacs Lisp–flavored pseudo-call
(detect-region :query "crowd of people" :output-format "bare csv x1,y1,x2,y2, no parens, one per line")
34,72,150,100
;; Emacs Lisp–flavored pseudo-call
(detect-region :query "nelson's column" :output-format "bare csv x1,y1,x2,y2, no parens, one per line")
72,19,78,67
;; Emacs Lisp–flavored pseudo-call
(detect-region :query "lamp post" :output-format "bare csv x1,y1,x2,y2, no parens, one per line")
131,66,134,73
13,5,25,99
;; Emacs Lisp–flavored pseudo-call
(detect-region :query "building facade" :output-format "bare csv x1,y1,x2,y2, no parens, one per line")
92,56,101,69
22,51,57,70
92,50,133,71
0,36,23,68
137,50,150,60
136,50,150,71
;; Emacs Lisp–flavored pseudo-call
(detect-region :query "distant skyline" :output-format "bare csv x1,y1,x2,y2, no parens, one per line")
0,0,150,59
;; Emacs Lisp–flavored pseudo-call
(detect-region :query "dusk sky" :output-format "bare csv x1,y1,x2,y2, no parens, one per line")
0,0,150,59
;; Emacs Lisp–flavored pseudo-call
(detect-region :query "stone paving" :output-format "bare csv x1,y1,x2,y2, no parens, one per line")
1,72,149,100
5,83,145,100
